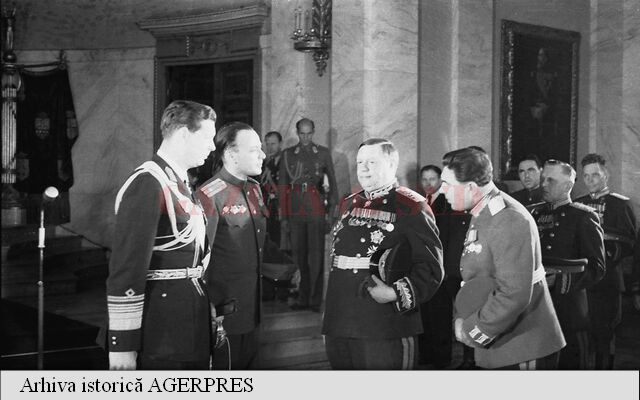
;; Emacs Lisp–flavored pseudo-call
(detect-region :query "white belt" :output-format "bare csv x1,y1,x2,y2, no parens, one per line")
461,267,547,288
332,255,371,270
146,265,205,281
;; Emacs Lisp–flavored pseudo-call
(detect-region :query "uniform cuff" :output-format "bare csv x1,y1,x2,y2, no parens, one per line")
392,277,416,313
462,316,495,348
107,329,141,352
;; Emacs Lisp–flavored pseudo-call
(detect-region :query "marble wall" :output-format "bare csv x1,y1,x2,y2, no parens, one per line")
331,0,419,197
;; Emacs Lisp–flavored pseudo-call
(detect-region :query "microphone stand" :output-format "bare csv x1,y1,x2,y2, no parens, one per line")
37,206,46,370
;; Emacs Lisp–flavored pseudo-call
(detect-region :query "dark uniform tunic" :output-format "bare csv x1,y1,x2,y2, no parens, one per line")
279,142,338,308
529,199,605,369
199,167,267,369
322,184,444,369
101,155,211,369
574,189,637,368
454,188,565,369
511,186,543,206
260,151,282,246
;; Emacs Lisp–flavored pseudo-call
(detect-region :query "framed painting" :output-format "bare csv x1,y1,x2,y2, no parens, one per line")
499,20,580,180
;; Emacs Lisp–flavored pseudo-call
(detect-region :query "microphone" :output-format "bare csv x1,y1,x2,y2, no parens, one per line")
43,186,59,201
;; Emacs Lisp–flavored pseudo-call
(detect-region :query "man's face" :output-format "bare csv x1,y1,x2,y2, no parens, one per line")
265,135,281,157
356,145,396,192
421,169,442,195
297,122,314,146
230,129,266,177
440,167,480,211
541,164,571,203
518,160,542,190
185,119,216,169
582,163,608,194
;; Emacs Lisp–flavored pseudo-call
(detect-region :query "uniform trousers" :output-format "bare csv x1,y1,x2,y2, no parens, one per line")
325,336,417,370
139,355,210,370
213,329,259,370
290,218,326,307
558,330,593,369
587,286,621,369
495,351,560,370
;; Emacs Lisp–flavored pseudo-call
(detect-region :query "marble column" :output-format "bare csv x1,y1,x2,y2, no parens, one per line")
331,0,419,197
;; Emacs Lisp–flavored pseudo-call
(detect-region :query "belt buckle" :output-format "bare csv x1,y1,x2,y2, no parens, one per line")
302,182,308,192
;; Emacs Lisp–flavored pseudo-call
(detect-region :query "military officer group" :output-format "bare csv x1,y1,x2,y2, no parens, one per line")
99,100,639,371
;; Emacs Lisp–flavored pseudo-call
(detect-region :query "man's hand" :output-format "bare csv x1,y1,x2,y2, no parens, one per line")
633,294,640,312
109,351,137,370
210,304,224,324
454,318,474,347
367,275,398,304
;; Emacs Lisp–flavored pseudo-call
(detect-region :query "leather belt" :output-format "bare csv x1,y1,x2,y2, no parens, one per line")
332,255,370,270
147,265,204,280
460,267,547,288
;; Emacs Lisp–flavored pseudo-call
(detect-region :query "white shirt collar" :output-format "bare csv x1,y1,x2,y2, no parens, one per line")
157,149,189,184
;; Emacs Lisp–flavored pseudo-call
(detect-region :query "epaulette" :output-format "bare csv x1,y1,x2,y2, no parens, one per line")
247,176,260,185
610,192,630,201
396,186,426,203
569,202,596,212
199,178,228,198
526,201,546,211
488,195,506,216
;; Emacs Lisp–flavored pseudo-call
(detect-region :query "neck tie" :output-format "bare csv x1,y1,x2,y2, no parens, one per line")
427,194,433,206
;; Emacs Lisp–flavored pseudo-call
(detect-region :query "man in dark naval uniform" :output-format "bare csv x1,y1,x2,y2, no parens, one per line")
102,100,217,370
445,148,565,370
529,159,605,369
511,154,544,206
322,138,444,369
260,131,283,246
199,122,267,369
279,118,338,311
574,153,637,369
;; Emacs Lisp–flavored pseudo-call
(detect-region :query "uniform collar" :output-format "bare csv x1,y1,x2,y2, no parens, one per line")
469,181,499,216
156,150,188,184
551,198,571,210
364,180,398,200
294,142,318,154
590,187,610,200
218,166,247,187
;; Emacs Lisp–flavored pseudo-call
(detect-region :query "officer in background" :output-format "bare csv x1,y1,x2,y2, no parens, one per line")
260,131,284,247
574,153,637,369
322,138,443,369
280,118,338,311
511,154,544,206
102,100,217,370
199,122,267,369
444,148,565,369
529,159,605,369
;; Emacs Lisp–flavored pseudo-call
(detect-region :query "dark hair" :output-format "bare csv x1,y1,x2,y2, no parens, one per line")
160,100,216,138
581,153,606,168
296,118,315,131
467,145,486,153
420,164,442,176
211,121,255,175
544,159,576,183
265,131,283,142
518,154,542,169
442,147,493,186
359,138,399,164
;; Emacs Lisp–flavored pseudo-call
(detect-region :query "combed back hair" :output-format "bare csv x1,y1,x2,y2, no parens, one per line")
442,147,493,186
544,159,576,183
211,121,254,175
359,138,399,165
420,164,442,176
581,153,606,168
160,100,216,138
296,118,315,131
265,131,283,142
519,153,543,169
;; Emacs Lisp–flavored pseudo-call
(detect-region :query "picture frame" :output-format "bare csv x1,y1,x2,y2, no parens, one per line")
499,20,580,180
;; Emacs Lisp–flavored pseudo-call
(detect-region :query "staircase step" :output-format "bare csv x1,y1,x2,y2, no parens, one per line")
1,224,75,247
261,310,322,332
259,334,325,362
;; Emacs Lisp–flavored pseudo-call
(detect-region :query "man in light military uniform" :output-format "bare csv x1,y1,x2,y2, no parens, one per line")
199,122,267,369
100,101,217,370
322,138,443,369
279,118,338,311
529,159,605,369
443,148,565,370
574,153,637,369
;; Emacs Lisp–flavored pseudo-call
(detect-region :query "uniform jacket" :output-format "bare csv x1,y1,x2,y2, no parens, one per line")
454,188,565,369
436,200,472,280
279,142,338,221
260,151,281,210
101,155,211,361
321,184,444,339
574,190,637,290
511,186,543,206
529,200,605,331
199,167,267,335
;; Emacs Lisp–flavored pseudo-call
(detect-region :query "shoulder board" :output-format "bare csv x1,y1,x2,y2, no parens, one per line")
526,201,546,210
488,195,506,216
199,178,228,197
396,186,426,203
610,192,630,201
247,176,260,185
344,191,362,200
163,166,177,183
569,202,595,212
573,194,589,202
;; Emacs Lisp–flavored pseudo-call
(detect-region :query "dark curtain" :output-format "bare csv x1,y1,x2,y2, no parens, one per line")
15,67,77,194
